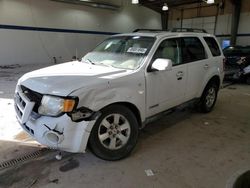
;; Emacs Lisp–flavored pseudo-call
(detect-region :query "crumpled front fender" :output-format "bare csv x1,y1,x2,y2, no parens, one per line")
70,73,146,122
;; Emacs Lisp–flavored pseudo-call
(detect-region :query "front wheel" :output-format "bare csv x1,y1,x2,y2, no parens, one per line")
89,105,139,161
199,82,219,113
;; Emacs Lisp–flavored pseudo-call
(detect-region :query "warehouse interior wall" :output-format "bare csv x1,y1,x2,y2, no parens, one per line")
0,0,161,65
168,0,250,47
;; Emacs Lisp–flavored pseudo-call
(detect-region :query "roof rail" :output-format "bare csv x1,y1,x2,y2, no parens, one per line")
133,29,168,33
171,28,207,33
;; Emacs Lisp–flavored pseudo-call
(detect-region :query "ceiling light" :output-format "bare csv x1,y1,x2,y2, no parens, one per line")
206,0,214,4
132,0,139,4
162,3,168,11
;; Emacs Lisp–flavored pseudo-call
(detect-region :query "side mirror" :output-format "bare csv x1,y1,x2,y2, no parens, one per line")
150,58,173,72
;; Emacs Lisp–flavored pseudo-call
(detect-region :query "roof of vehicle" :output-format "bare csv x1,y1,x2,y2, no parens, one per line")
115,31,214,39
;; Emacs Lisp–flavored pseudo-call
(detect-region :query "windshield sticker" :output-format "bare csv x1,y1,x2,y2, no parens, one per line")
127,47,147,54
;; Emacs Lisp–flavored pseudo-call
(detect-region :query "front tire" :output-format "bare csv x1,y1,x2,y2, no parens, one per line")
89,105,139,161
199,82,219,113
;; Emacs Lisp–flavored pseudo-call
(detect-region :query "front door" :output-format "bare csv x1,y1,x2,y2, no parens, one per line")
145,38,188,117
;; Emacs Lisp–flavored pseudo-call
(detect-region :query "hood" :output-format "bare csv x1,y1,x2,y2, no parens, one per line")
19,61,128,96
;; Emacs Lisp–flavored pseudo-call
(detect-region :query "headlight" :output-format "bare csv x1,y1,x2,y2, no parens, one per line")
38,95,77,116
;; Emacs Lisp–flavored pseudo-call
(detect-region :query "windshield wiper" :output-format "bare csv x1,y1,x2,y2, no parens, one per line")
98,63,115,68
83,59,116,68
84,59,96,65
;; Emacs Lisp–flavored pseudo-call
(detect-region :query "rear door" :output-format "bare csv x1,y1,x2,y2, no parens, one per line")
203,36,224,77
182,37,209,101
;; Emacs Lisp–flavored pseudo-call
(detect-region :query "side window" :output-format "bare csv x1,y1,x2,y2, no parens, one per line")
152,38,180,66
181,37,206,64
204,37,221,56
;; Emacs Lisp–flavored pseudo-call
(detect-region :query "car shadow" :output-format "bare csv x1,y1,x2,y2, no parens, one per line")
135,107,195,153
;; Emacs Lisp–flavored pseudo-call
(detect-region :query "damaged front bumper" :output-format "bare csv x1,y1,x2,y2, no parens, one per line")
14,85,97,153
18,114,96,153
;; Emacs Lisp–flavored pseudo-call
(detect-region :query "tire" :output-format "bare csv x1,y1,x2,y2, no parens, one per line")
89,104,139,161
199,82,219,113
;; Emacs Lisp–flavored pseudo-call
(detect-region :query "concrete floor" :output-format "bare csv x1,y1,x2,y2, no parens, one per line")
0,64,250,188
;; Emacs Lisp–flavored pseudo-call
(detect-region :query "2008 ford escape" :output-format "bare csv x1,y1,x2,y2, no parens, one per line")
14,30,224,160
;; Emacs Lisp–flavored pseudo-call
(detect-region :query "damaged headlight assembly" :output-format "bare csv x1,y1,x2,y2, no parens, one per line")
69,107,100,122
38,95,77,116
70,107,93,121
38,95,100,121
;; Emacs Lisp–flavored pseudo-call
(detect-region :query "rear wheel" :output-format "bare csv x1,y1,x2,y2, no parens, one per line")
89,105,139,161
199,82,219,113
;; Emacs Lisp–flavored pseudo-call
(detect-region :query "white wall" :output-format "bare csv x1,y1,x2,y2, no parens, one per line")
215,12,250,47
0,0,161,65
168,12,250,48
168,16,216,34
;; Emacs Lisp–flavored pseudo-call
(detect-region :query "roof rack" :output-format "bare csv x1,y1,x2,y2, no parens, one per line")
171,28,207,33
133,28,207,34
133,29,168,33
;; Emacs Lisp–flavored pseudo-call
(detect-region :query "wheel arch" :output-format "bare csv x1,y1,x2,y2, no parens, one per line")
99,102,142,129
199,75,221,97
206,75,221,89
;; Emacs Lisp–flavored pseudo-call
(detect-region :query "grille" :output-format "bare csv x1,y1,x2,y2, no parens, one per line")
23,123,34,135
15,92,26,111
14,85,36,124
20,85,42,113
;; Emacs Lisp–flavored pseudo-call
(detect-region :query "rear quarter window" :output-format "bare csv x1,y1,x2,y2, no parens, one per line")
204,37,221,57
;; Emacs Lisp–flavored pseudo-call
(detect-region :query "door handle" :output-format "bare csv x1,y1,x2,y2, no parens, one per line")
176,71,184,80
204,64,209,70
176,71,184,77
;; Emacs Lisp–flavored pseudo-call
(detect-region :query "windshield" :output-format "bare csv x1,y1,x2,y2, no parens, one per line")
82,36,155,70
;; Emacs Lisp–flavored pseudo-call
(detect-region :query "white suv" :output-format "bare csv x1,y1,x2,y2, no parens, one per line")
14,30,224,160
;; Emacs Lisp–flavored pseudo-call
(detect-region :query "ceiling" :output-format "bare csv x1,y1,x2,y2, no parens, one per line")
51,0,206,12
140,0,204,12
